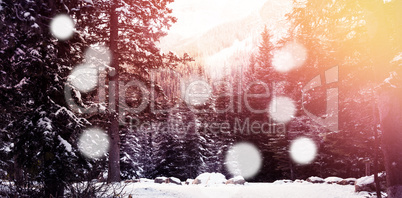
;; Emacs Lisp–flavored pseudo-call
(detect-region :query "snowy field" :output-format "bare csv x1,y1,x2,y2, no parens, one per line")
119,182,374,198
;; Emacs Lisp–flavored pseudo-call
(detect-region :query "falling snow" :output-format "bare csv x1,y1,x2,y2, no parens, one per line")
68,64,99,93
50,14,75,40
289,137,317,165
269,96,297,123
78,128,110,159
272,42,307,72
225,142,262,179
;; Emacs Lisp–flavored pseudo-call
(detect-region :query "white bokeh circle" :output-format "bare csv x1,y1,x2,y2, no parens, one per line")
50,14,75,40
269,96,296,123
68,64,98,93
78,128,110,159
225,142,262,179
272,41,307,72
84,46,112,67
289,137,317,165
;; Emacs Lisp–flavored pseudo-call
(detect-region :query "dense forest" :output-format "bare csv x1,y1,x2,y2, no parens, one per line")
0,0,401,197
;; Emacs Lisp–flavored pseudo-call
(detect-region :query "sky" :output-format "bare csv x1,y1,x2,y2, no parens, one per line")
167,0,270,38
161,0,295,79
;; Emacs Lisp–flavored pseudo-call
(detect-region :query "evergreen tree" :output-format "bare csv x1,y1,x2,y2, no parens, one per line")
0,0,95,196
289,1,401,196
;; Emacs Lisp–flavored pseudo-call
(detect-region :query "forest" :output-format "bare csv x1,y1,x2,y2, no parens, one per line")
0,0,401,197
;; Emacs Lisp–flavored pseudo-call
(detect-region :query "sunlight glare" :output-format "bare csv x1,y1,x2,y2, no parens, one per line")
272,41,307,72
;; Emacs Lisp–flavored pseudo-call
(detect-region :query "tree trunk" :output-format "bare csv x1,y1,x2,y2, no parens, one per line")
286,126,295,180
107,0,121,183
372,101,381,198
45,180,64,198
13,156,23,190
377,87,402,198
44,150,65,198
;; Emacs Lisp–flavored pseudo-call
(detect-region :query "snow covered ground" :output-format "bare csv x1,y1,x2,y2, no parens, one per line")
119,182,375,198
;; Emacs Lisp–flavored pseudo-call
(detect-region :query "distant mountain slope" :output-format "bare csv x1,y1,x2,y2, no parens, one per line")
160,0,293,79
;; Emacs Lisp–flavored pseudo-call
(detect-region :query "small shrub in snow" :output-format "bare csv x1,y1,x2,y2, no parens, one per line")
192,179,201,185
294,179,306,183
124,179,140,183
337,178,356,185
185,179,194,185
195,173,211,184
167,177,182,185
139,178,154,183
153,177,182,185
193,172,226,186
306,176,325,184
273,179,293,184
355,172,386,192
324,177,343,184
355,175,375,192
226,176,246,185
154,177,168,184
65,181,128,198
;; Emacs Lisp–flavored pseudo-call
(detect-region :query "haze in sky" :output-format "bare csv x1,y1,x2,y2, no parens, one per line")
161,0,295,78
167,0,270,38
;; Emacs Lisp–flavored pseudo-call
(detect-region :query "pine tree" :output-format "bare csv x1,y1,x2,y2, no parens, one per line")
0,0,95,196
68,0,191,182
0,0,189,195
289,1,401,196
